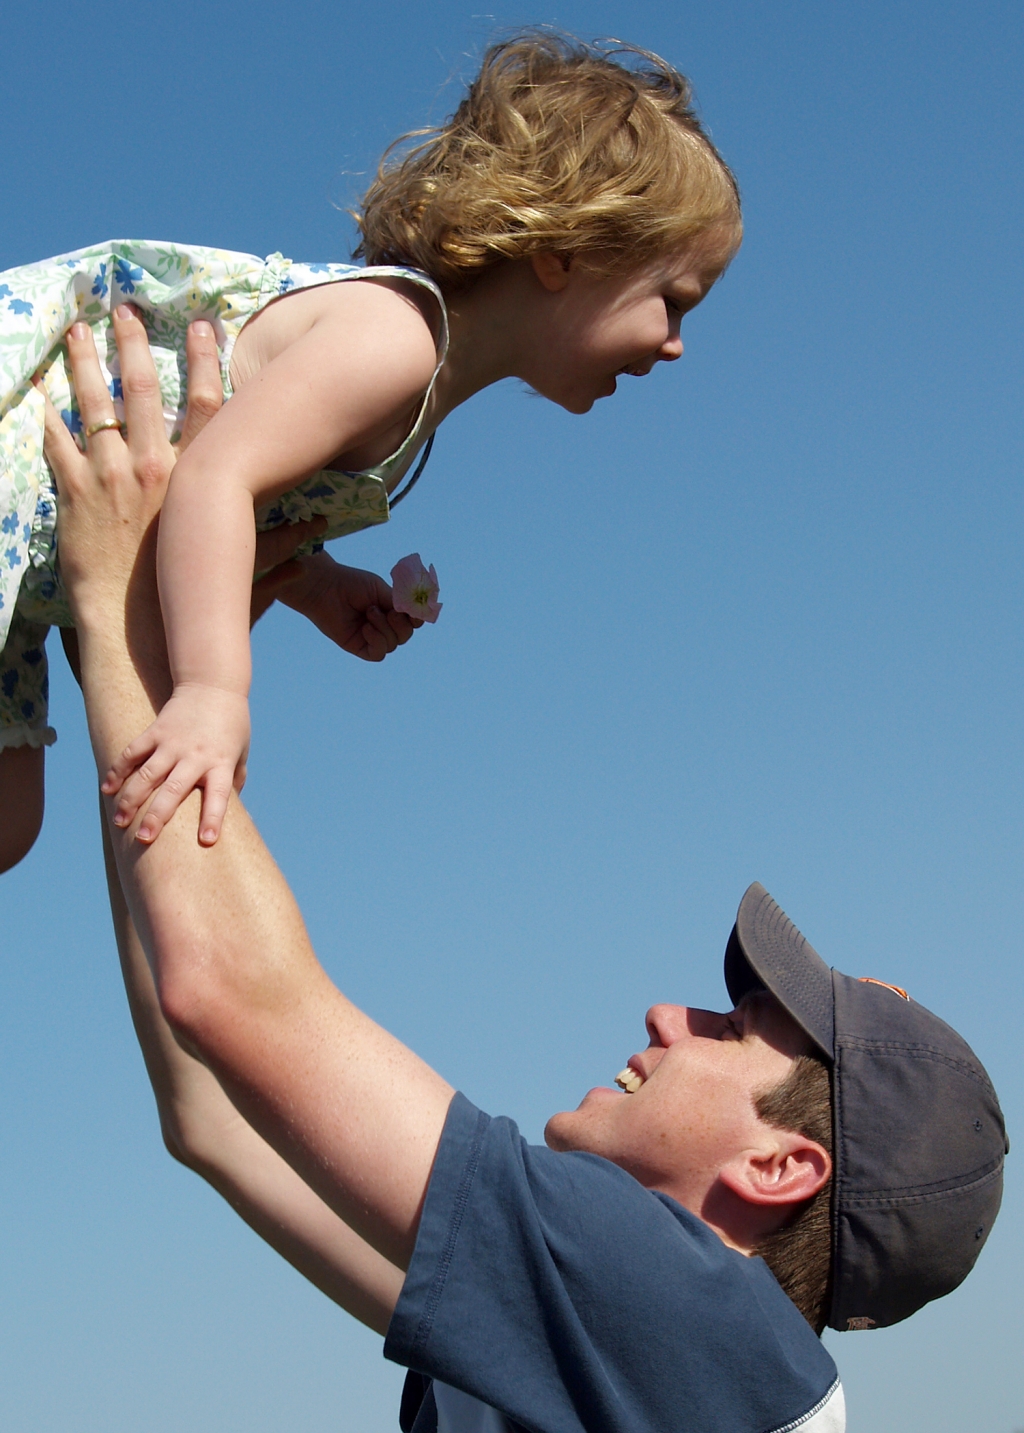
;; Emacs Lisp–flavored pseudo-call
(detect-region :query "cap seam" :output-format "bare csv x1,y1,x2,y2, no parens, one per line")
835,1040,996,1088
839,1160,1004,1209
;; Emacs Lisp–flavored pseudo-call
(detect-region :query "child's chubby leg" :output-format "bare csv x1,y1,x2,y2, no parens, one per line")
0,744,44,873
0,609,57,873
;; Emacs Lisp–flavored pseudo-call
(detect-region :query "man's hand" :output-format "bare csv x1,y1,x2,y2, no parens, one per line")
43,306,323,844
277,551,423,661
41,307,220,626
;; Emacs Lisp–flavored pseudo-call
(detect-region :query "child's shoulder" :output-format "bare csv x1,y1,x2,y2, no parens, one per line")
306,266,445,349
233,265,444,393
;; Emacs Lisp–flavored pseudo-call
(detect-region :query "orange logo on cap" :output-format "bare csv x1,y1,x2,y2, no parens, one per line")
858,977,910,1000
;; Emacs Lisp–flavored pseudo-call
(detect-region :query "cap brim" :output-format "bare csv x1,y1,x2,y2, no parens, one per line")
724,883,835,1059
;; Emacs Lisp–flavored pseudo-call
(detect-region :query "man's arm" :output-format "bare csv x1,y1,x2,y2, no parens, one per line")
100,815,405,1333
49,312,455,1275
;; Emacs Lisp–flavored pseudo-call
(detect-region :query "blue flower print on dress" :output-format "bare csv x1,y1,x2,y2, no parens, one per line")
279,276,296,293
60,408,83,436
23,648,43,667
20,700,35,719
1,514,17,536
1,670,16,698
114,259,144,294
307,264,331,273
110,376,123,400
92,263,109,298
8,299,33,315
0,284,11,300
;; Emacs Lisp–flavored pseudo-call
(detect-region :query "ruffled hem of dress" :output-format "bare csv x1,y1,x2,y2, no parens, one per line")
0,724,56,749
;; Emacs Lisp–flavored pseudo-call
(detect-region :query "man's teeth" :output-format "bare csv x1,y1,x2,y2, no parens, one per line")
614,1067,644,1094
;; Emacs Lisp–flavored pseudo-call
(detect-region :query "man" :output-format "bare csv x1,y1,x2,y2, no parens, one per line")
45,313,1007,1432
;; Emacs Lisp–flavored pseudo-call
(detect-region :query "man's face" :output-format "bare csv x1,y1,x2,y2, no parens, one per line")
544,992,817,1214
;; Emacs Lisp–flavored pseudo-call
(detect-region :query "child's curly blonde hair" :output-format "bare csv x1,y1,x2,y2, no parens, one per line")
354,32,741,288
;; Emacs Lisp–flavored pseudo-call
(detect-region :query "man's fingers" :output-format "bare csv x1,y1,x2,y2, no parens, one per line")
112,305,172,473
250,558,306,627
254,517,326,576
65,322,121,451
38,382,86,488
176,320,223,452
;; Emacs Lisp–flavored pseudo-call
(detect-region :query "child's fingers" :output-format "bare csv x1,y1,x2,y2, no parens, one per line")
110,752,179,828
196,768,237,846
132,759,233,846
111,305,172,474
134,755,218,843
386,609,420,645
103,730,160,794
176,320,224,453
361,606,399,661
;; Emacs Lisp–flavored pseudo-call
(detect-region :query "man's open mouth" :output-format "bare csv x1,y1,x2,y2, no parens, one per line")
614,1065,645,1094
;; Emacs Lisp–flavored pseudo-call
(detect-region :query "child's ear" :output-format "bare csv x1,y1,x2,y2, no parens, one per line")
531,252,571,292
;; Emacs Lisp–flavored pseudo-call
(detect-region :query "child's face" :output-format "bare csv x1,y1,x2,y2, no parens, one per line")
528,225,737,415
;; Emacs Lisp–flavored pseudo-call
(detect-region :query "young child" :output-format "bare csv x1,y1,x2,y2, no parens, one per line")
0,33,741,864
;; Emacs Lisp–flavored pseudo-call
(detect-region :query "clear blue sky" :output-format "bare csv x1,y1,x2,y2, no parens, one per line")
2,2,1021,1430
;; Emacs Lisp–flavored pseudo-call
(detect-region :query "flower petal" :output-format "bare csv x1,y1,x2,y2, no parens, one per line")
391,552,442,623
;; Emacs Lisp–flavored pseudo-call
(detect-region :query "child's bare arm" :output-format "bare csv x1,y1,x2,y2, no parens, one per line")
104,284,438,846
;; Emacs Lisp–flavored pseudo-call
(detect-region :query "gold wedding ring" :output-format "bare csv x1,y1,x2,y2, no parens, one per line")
84,417,124,439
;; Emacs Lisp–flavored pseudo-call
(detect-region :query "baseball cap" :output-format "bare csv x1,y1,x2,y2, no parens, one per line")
724,882,1008,1331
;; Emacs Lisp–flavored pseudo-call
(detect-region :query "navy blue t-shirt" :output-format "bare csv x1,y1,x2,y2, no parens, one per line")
385,1094,843,1433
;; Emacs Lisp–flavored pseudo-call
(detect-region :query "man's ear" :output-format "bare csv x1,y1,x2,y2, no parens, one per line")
530,252,571,292
718,1135,831,1209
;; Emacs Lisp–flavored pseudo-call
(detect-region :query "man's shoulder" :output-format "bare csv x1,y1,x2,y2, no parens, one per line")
388,1096,839,1433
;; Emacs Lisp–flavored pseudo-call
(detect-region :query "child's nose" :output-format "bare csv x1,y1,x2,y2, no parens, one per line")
659,335,684,362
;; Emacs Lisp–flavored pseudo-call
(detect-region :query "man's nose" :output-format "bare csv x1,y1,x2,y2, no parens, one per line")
645,1002,723,1045
645,1003,692,1046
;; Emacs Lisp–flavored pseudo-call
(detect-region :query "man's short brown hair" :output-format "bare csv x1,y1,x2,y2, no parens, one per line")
753,1054,833,1333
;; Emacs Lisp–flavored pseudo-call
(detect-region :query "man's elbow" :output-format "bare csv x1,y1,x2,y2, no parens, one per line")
154,958,229,1066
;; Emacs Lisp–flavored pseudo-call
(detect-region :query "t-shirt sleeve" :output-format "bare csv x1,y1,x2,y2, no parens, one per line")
385,1094,839,1433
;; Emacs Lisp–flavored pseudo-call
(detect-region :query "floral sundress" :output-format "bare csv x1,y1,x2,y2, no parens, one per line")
0,241,447,747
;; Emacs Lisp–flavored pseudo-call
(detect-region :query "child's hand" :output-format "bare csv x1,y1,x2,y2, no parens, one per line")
279,551,422,661
102,684,250,846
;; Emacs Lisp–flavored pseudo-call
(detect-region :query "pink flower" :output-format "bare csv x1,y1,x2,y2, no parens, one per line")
390,552,442,623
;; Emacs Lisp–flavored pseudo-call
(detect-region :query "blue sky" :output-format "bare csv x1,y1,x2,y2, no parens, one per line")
2,2,1021,1429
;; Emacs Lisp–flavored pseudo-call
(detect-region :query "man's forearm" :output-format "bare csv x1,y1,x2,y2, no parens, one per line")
99,815,404,1334
75,566,452,1272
